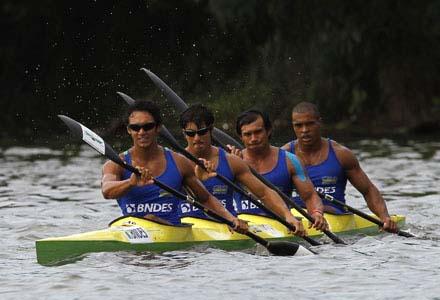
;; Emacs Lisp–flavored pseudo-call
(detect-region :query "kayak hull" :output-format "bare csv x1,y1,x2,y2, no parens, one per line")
36,212,406,265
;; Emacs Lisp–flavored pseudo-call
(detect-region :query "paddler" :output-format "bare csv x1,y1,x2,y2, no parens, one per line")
179,104,305,236
229,109,329,231
101,100,248,233
281,101,398,232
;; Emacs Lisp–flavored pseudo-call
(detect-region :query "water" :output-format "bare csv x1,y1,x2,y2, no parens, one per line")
1,139,439,299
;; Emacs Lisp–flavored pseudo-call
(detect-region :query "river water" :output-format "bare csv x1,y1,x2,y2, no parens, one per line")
0,138,439,299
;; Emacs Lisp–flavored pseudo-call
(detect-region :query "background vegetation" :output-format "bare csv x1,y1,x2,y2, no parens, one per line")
1,0,439,143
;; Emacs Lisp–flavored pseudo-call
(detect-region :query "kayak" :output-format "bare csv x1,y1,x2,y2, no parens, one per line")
35,210,406,265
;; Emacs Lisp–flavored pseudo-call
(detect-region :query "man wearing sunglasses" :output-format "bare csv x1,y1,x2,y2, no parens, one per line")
179,104,306,237
101,100,248,233
230,109,329,232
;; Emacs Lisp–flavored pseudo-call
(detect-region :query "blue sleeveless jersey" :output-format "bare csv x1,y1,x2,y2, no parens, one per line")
180,148,236,218
235,149,293,216
117,149,184,224
289,139,348,214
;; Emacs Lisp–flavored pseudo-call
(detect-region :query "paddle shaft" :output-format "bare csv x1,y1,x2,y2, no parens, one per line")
319,192,415,237
158,127,321,246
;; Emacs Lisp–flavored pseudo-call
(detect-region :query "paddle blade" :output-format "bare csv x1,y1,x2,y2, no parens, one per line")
398,230,417,238
58,115,105,155
266,241,314,256
58,115,129,172
116,91,136,105
141,68,189,113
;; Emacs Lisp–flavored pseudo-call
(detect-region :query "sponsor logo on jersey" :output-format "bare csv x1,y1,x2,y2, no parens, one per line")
322,176,337,185
212,185,228,195
181,199,229,213
125,203,174,213
241,200,259,210
316,186,336,194
126,203,136,214
292,186,336,198
181,202,198,213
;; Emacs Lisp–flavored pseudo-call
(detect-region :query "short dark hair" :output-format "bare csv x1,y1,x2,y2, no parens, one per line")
179,104,214,129
236,109,272,136
292,102,320,119
126,100,162,125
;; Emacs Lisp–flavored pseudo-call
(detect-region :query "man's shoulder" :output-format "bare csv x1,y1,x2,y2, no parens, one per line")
168,148,186,165
281,140,295,151
272,145,282,155
329,140,358,167
330,139,352,154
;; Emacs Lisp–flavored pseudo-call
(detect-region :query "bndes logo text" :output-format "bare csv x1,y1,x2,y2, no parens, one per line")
126,203,173,214
181,199,228,213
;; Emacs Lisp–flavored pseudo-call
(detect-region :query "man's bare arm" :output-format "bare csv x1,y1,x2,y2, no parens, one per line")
101,160,132,199
285,153,328,231
334,143,397,232
101,158,153,199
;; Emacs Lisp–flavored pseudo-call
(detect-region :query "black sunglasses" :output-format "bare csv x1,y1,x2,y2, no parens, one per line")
128,122,156,132
183,127,211,137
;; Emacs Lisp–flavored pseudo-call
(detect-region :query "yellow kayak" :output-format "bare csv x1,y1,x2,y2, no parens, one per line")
35,211,406,265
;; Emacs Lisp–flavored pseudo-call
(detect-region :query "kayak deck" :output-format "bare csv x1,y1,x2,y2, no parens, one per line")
36,212,406,265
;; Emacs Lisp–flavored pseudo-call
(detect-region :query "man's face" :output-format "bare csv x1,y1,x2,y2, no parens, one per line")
127,111,159,148
239,116,271,150
183,122,212,153
291,112,321,146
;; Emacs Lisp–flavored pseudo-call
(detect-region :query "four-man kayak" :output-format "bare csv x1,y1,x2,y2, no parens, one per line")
35,210,406,265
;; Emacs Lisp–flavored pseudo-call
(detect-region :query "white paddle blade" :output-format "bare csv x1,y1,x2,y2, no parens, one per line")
80,124,105,155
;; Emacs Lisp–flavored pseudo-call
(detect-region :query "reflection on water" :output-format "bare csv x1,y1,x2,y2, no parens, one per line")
0,139,439,299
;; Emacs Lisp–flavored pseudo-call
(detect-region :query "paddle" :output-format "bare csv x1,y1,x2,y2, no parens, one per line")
58,114,313,256
318,192,415,237
141,68,346,244
116,91,135,105
116,91,321,246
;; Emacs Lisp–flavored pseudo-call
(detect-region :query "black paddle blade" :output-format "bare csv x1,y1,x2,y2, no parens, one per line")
59,114,107,156
141,68,189,113
58,115,130,173
58,115,84,140
266,241,314,256
398,230,417,238
116,91,136,105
